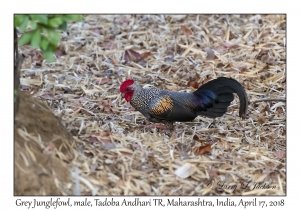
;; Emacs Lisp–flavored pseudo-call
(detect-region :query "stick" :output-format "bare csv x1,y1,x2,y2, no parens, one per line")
252,98,286,103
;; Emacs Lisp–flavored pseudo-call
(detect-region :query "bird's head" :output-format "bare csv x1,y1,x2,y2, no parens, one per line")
120,79,135,102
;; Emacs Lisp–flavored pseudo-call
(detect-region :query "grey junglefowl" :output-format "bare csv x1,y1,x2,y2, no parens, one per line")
120,77,248,124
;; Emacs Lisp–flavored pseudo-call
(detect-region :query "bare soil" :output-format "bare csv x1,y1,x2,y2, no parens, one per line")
14,91,74,195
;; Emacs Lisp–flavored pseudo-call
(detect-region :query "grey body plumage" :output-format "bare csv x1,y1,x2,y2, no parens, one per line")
123,77,248,123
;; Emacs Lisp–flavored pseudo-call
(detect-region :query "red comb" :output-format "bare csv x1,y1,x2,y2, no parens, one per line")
120,80,134,92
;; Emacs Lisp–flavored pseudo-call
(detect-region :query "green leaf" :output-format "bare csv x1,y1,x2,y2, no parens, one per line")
41,27,49,36
49,17,63,27
62,14,73,21
58,21,67,31
48,43,58,52
31,29,41,48
48,30,61,45
18,15,29,32
18,31,33,46
40,37,49,51
42,50,55,62
29,20,37,30
14,15,25,27
63,14,84,21
30,14,48,24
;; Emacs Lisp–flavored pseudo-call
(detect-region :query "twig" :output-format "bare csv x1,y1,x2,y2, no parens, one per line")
252,98,286,104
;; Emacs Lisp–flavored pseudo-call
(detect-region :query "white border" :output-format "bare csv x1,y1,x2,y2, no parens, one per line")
3,0,295,208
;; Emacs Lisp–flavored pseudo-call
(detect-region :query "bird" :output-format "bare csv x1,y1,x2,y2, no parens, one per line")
120,77,248,125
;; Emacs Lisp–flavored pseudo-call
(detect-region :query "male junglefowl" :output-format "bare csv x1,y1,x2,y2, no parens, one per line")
120,77,248,123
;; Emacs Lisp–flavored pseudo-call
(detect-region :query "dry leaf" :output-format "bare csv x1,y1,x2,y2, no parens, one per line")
192,144,211,155
220,163,232,170
124,49,141,62
258,114,267,124
98,78,110,85
93,28,101,35
102,143,116,149
91,69,101,76
85,152,94,158
215,45,226,53
70,97,85,102
124,50,150,62
233,125,245,131
193,135,201,142
140,52,151,59
222,41,239,48
181,25,192,36
90,163,99,172
273,150,286,159
226,69,238,73
229,31,237,39
39,93,53,100
104,41,116,50
204,47,216,60
237,66,247,72
21,85,31,90
29,51,44,64
208,169,219,178
57,76,66,83
100,130,110,137
89,137,100,144
187,81,199,89
216,141,232,150
96,100,119,114
175,163,196,178
55,49,63,57
226,66,247,73
257,49,266,60
132,143,141,151
112,58,119,65
214,28,224,36
117,179,125,187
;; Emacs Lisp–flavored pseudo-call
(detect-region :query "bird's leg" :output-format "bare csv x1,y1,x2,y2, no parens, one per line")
144,117,174,131
162,120,174,131
164,121,176,137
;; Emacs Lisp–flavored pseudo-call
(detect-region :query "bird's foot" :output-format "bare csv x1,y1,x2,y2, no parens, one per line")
144,124,169,130
143,120,174,135
148,119,174,128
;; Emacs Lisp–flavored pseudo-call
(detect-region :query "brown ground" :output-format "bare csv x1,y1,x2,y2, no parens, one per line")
14,91,74,195
15,14,286,195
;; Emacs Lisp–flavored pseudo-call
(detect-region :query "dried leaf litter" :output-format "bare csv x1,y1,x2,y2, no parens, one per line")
18,14,286,195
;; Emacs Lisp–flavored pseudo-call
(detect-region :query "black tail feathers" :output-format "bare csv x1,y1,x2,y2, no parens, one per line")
193,77,248,118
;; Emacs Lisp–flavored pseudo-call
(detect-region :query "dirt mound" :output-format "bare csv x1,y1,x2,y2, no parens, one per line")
14,91,74,195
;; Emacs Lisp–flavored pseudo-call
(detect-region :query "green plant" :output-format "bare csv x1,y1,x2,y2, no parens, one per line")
14,14,84,62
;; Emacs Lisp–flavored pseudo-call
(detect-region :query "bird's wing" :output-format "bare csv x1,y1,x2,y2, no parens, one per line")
148,92,197,122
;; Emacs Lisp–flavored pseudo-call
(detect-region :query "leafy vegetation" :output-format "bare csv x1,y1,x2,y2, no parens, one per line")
14,14,84,62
